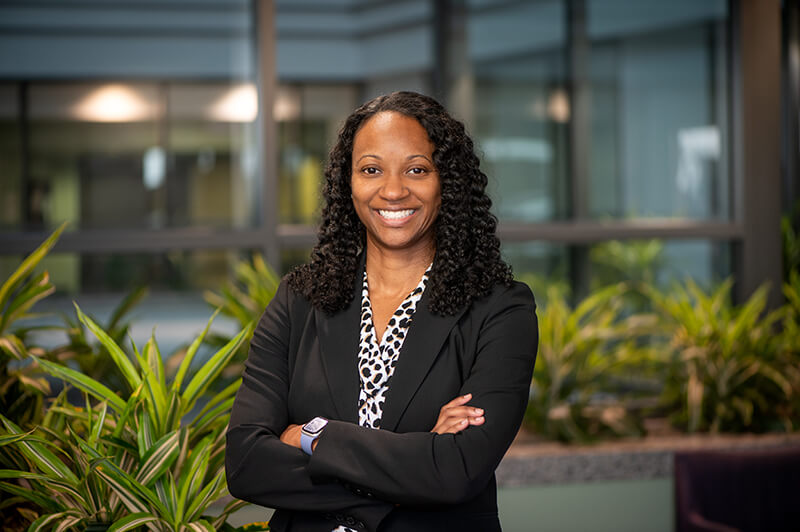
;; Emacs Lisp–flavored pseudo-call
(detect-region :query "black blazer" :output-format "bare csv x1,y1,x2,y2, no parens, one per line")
226,267,538,532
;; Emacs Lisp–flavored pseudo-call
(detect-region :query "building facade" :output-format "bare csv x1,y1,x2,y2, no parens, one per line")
0,0,793,307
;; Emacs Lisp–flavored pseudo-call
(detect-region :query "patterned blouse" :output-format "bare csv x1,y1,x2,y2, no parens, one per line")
333,266,430,532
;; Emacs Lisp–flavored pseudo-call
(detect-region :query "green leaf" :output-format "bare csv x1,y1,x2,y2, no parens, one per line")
136,430,181,487
0,221,66,311
181,324,252,411
176,436,212,519
91,458,169,517
173,309,220,395
35,358,126,413
26,510,82,532
107,512,164,532
75,303,141,391
184,468,225,522
0,480,63,512
0,414,79,484
186,520,215,532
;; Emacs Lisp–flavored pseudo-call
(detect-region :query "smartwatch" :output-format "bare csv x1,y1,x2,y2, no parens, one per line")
301,417,328,455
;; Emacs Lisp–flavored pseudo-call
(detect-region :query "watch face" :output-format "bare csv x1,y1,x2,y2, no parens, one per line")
304,417,328,434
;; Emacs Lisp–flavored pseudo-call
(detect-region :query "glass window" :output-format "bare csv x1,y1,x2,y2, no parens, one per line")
22,82,260,232
466,0,569,223
0,83,21,230
37,249,253,295
587,0,730,220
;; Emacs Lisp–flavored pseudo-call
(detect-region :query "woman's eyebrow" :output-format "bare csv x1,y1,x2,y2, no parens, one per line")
356,154,381,162
407,154,433,163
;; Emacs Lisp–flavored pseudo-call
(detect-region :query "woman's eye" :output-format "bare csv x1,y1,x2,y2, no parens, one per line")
408,167,427,175
362,167,380,175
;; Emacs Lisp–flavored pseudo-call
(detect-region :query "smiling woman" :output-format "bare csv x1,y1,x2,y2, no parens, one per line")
225,91,539,532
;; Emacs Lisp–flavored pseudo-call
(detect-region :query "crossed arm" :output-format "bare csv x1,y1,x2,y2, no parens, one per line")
225,281,537,526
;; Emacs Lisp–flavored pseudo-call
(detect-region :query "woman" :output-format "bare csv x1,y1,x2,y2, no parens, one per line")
226,91,538,532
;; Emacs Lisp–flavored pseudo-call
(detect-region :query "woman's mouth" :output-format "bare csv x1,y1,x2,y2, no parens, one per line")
377,209,415,220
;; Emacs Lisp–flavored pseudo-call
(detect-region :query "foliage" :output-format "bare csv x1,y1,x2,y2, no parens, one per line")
590,240,664,289
204,253,279,330
53,286,149,394
0,223,66,427
203,253,280,381
0,304,256,530
646,279,796,433
525,282,659,443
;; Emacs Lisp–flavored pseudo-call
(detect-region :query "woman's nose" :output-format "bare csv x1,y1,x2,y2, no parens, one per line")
380,172,408,200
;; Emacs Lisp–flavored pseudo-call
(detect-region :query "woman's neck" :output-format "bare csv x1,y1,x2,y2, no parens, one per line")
364,241,434,298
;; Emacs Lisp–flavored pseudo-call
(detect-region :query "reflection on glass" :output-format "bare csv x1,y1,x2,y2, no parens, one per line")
38,249,252,294
0,83,21,230
502,241,571,303
587,0,729,220
19,81,259,232
467,0,569,222
276,85,358,225
280,247,312,274
588,239,731,291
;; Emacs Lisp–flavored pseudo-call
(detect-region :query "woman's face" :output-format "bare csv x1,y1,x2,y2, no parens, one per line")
350,111,441,256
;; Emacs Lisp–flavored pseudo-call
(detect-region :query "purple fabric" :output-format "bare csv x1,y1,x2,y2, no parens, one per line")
674,446,800,532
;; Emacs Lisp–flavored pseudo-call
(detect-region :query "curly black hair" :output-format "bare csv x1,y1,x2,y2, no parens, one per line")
286,91,512,316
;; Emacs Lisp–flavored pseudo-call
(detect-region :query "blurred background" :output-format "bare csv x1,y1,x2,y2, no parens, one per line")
0,0,793,313
1,2,799,531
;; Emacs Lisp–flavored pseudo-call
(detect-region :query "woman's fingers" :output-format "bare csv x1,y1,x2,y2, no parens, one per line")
430,396,486,434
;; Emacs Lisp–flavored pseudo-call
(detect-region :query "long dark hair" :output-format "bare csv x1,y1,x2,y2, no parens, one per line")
286,91,512,315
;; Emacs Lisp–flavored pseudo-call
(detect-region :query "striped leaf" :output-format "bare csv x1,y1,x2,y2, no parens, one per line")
181,324,252,412
136,430,180,487
0,429,36,447
92,458,168,517
0,470,88,511
75,303,142,391
0,221,65,313
0,480,63,512
211,498,249,528
36,358,126,413
191,398,234,436
0,414,79,484
173,309,220,394
186,519,215,532
53,515,84,532
137,408,155,459
113,383,143,439
107,512,164,532
176,436,211,519
191,378,240,425
89,401,109,448
26,510,82,532
184,468,225,522
0,271,54,333
162,390,183,434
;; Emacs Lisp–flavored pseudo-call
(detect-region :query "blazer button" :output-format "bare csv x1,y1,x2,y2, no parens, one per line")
345,515,356,525
335,513,344,523
354,487,363,495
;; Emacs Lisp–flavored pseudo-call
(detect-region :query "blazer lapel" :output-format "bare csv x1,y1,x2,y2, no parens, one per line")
315,268,362,424
380,290,466,432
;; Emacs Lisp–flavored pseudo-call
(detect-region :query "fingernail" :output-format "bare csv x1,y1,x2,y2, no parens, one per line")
463,393,472,399
474,408,483,415
475,416,484,422
461,419,468,425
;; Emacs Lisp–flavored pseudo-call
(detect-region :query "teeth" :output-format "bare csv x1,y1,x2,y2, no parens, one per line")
378,209,415,220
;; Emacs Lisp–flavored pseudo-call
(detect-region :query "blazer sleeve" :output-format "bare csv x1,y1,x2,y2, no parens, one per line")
225,281,393,529
306,282,538,506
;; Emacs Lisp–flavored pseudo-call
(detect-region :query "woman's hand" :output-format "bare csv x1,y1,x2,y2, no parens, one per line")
430,393,485,434
280,423,303,449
